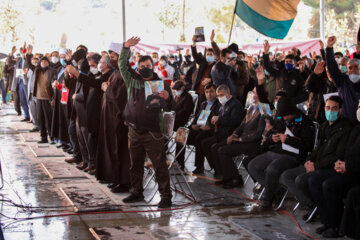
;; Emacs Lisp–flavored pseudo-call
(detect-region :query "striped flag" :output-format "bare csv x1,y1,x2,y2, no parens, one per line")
234,0,300,39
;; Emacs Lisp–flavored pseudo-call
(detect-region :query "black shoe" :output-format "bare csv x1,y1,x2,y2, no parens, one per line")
21,118,30,122
107,183,117,189
315,225,329,234
76,162,88,170
67,149,74,154
50,140,56,145
214,179,227,185
111,185,129,193
213,172,222,179
123,194,144,203
17,112,21,116
158,198,172,209
192,167,204,174
99,180,110,184
61,145,71,150
29,127,39,132
37,139,48,144
222,176,244,189
56,144,65,148
260,200,273,210
322,228,339,238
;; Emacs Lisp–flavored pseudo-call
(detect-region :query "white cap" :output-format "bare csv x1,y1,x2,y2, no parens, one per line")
59,48,67,56
109,42,123,55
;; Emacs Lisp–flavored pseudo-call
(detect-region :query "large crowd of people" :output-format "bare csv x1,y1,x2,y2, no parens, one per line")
0,28,359,238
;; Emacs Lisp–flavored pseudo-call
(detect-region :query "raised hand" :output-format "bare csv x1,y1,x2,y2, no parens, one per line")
27,44,33,55
210,29,215,42
65,49,72,61
327,36,336,48
314,61,325,75
263,40,270,54
11,46,17,56
319,40,324,49
192,35,197,45
124,37,141,48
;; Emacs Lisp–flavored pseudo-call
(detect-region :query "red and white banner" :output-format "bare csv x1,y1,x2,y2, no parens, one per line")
131,39,321,57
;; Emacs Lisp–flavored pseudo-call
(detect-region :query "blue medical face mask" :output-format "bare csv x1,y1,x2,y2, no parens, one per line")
340,65,347,73
264,69,270,76
60,58,66,66
285,63,294,71
206,55,214,63
325,110,339,122
274,101,278,109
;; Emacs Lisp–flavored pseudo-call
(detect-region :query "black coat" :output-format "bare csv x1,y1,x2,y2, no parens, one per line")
192,99,220,128
217,97,245,139
173,91,194,130
78,70,113,134
263,54,308,104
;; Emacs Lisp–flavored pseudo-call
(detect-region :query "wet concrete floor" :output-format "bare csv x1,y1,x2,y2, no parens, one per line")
0,104,347,240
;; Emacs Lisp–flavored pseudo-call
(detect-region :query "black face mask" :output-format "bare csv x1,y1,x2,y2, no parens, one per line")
139,68,153,79
41,66,49,72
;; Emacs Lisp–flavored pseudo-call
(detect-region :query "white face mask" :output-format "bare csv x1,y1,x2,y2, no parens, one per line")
51,56,59,64
152,57,159,63
348,74,360,84
357,108,360,122
174,89,183,97
169,59,175,64
97,63,103,73
335,58,341,65
218,95,229,105
159,60,166,67
183,66,190,75
90,67,99,75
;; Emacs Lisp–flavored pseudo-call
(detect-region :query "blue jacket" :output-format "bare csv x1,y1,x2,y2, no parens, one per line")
326,47,360,125
217,97,244,139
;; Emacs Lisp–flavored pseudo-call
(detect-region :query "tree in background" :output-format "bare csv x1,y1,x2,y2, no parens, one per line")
304,0,360,48
156,0,181,41
0,0,22,45
60,33,67,48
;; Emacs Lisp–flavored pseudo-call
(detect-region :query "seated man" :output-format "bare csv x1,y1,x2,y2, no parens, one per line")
171,80,194,170
307,100,359,238
202,84,244,176
189,83,220,174
280,96,353,220
213,87,266,189
248,97,315,210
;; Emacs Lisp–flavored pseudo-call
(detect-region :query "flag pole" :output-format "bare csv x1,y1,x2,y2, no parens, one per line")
228,11,236,45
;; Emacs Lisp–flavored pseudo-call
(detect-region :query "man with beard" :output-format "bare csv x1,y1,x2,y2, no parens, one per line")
119,37,174,208
25,45,56,143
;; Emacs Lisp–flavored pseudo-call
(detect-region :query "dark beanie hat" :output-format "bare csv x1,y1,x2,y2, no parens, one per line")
228,43,239,53
277,97,298,117
172,80,185,90
285,54,295,60
39,56,50,65
72,49,87,63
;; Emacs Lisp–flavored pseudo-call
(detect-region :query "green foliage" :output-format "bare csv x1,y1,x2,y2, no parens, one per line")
157,1,181,29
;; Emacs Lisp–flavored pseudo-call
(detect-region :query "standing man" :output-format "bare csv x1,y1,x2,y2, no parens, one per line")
119,37,173,208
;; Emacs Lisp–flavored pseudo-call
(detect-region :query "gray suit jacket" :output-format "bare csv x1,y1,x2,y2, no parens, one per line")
8,56,27,91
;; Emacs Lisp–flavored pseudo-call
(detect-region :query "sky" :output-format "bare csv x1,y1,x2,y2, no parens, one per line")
0,0,313,54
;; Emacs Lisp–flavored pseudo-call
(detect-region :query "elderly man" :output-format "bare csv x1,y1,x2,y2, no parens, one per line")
326,36,360,125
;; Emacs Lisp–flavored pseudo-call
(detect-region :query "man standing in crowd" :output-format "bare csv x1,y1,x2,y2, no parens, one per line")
119,37,173,208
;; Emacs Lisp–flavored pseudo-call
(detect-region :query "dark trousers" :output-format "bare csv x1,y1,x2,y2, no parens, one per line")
308,170,356,228
280,166,314,207
248,151,299,201
128,128,171,199
202,135,225,170
76,119,91,166
68,119,81,161
18,80,29,119
0,79,6,103
340,186,360,239
217,141,261,180
13,87,21,115
176,129,213,169
88,132,98,168
36,99,52,140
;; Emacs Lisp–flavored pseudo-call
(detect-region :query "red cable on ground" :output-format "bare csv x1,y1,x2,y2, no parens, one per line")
208,183,318,240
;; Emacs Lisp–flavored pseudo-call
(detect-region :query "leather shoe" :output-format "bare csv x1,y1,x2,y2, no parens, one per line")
76,162,88,170
123,194,144,203
158,198,172,209
56,144,65,148
214,179,230,186
88,169,96,175
322,228,339,238
65,158,81,164
107,183,117,189
316,225,329,234
29,128,39,132
21,118,30,122
37,139,48,144
84,166,95,172
192,167,204,174
222,176,244,189
111,184,129,193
